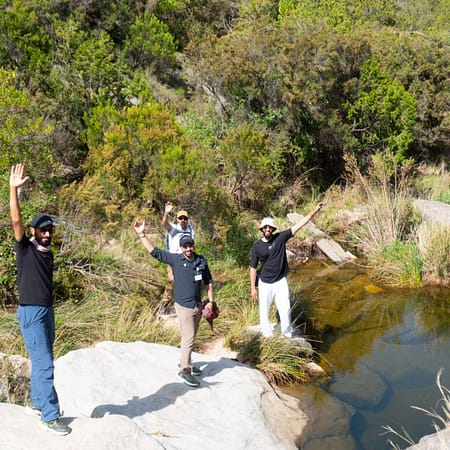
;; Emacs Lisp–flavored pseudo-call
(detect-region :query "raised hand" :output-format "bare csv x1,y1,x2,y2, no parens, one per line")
164,201,173,214
133,218,145,235
10,163,30,188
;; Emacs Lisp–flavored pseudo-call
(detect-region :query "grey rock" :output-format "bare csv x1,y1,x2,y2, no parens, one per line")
1,341,306,450
329,364,387,409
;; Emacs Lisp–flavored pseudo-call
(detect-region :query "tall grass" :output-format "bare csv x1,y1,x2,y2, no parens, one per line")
371,241,422,288
417,221,450,285
226,331,310,385
414,163,450,204
346,153,415,255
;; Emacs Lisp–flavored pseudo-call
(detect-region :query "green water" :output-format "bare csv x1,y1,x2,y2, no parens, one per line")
287,261,450,450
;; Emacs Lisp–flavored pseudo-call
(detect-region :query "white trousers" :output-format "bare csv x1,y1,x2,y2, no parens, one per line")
258,277,292,337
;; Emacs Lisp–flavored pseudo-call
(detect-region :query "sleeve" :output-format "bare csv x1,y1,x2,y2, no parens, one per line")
250,244,259,269
280,229,293,242
168,223,178,237
150,248,176,265
202,260,213,285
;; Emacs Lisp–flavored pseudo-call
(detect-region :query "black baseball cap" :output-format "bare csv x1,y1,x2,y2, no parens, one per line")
180,235,194,247
31,214,54,229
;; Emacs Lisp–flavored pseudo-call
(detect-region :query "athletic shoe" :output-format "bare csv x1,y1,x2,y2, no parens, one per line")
40,419,72,436
177,371,200,387
191,366,202,376
177,364,202,376
25,403,41,416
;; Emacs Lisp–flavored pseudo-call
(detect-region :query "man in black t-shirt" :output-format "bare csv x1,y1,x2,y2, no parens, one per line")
9,163,71,436
250,203,323,338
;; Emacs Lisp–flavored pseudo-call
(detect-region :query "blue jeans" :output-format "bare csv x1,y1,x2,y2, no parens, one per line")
17,305,60,422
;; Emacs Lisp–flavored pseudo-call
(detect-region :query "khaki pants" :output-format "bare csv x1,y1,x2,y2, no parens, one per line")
174,302,202,371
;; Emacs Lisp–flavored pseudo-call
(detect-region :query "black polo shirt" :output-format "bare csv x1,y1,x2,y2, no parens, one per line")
150,248,212,308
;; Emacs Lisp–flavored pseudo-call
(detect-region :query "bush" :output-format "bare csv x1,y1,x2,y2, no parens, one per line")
372,240,422,288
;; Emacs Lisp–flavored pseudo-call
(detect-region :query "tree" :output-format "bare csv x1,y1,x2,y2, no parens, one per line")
345,58,418,164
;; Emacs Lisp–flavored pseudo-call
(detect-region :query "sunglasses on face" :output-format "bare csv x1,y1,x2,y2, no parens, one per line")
39,227,54,234
178,216,188,221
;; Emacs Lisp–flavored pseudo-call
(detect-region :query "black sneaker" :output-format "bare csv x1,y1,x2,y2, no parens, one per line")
191,366,202,376
177,371,200,387
178,364,202,376
40,418,71,436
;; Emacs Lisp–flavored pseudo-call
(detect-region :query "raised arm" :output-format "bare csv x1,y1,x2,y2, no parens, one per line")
9,163,30,241
133,219,155,253
291,202,324,236
161,201,173,232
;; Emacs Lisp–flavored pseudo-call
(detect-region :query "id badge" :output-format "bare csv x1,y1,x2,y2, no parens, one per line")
194,274,202,281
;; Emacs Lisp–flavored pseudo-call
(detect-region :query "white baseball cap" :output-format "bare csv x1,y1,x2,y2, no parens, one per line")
259,217,277,230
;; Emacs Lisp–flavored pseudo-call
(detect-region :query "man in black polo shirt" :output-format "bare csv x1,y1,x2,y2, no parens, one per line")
133,218,215,388
9,163,71,435
250,202,323,338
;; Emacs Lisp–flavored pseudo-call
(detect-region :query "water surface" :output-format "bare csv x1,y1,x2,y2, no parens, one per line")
286,261,450,450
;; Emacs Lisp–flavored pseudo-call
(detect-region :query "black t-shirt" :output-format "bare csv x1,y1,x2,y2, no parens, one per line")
150,248,212,308
250,229,293,284
15,235,53,306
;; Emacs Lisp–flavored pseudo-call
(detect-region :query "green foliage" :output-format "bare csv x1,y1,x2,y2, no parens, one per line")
373,240,422,288
345,58,417,164
123,11,178,75
0,0,51,84
0,69,54,177
83,101,191,212
217,123,284,209
0,227,17,307
155,0,239,49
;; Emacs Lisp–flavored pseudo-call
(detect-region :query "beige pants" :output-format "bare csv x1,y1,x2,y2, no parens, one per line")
174,302,202,372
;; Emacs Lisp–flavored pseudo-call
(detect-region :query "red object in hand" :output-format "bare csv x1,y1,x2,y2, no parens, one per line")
202,300,219,331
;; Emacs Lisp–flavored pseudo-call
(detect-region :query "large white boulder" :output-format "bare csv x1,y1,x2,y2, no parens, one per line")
0,341,307,450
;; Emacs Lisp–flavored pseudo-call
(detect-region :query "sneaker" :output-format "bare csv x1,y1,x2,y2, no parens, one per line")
25,403,41,416
191,366,202,376
177,371,200,387
177,364,202,376
40,419,72,436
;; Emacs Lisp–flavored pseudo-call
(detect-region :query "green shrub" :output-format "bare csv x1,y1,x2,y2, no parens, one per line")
372,240,422,288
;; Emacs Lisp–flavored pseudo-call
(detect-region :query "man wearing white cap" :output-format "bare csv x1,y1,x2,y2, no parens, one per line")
250,202,324,338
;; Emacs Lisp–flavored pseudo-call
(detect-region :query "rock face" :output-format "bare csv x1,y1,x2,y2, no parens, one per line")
0,352,30,404
1,341,307,450
329,364,388,409
407,428,450,450
413,199,450,226
295,385,357,450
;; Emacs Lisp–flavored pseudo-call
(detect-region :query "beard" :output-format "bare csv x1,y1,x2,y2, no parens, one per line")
36,236,51,247
263,231,273,240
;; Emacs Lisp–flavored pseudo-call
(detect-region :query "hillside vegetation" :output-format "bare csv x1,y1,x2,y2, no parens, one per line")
0,0,449,380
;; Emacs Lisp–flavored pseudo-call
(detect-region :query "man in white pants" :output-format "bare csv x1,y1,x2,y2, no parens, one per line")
250,203,323,337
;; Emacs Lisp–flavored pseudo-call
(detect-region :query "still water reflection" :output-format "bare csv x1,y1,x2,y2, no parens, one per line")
286,261,450,450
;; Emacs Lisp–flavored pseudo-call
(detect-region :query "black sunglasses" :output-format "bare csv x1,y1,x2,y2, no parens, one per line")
178,216,188,221
39,227,54,234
